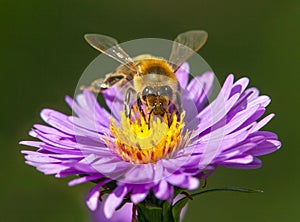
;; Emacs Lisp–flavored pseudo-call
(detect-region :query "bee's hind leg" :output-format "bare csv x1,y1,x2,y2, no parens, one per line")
80,78,108,93
81,73,128,93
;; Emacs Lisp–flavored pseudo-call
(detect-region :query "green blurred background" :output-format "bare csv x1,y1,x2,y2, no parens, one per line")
1,0,298,221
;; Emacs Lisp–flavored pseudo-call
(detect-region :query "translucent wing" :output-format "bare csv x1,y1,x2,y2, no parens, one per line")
84,34,138,72
169,30,208,71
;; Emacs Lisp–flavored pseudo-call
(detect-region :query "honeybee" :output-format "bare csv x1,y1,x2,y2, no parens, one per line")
82,30,208,126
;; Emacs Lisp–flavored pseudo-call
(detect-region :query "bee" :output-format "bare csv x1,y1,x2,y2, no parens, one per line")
82,30,208,127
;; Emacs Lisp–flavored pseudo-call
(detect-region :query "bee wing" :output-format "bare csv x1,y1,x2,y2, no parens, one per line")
169,30,208,71
84,34,138,72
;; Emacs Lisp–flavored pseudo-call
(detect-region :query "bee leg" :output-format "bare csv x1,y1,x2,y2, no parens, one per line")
81,73,128,93
137,93,146,121
166,112,171,127
125,88,136,118
147,108,155,129
175,92,183,114
80,78,108,93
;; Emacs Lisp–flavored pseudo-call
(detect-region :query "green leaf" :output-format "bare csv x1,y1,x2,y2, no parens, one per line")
190,187,263,196
172,187,263,222
137,203,163,222
172,196,189,222
162,201,173,222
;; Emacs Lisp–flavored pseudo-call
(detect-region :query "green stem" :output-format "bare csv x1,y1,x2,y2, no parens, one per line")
132,204,137,222
175,186,263,211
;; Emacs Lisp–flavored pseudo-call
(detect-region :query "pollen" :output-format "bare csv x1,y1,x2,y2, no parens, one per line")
104,106,188,164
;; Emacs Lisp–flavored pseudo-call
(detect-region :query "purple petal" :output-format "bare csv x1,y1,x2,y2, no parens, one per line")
153,180,169,200
68,174,104,186
250,114,275,132
176,62,190,89
220,157,262,169
124,164,154,183
34,124,73,138
247,139,281,156
223,155,253,164
184,177,199,190
104,185,130,219
86,183,102,211
86,179,112,211
166,174,186,186
93,202,132,222
229,77,249,98
131,185,150,204
187,71,214,111
102,87,124,121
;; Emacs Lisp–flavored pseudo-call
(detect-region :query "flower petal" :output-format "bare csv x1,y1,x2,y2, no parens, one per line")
187,71,214,111
86,184,102,211
104,185,130,219
131,185,150,204
93,202,133,222
176,62,190,88
153,180,169,200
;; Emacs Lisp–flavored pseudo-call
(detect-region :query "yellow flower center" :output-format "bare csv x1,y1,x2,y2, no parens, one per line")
104,106,188,164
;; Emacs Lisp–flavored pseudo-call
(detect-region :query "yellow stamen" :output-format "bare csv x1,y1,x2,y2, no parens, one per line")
104,106,188,164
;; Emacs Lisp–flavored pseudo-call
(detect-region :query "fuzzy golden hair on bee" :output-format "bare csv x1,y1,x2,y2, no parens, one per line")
133,55,176,79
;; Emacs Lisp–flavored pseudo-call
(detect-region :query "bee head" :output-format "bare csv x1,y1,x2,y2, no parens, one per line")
142,85,173,115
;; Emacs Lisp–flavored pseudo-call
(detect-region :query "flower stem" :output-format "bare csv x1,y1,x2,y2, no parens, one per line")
181,191,193,200
132,204,137,222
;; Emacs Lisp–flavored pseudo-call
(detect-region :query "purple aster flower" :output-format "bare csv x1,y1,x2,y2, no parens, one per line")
20,63,281,220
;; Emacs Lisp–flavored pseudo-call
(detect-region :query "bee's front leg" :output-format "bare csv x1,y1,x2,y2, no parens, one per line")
125,88,136,118
137,92,146,121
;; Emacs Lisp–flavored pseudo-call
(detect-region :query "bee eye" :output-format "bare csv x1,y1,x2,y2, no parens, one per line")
160,86,173,99
142,86,154,96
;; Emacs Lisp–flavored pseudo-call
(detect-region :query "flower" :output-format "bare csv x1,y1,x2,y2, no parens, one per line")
20,63,281,219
